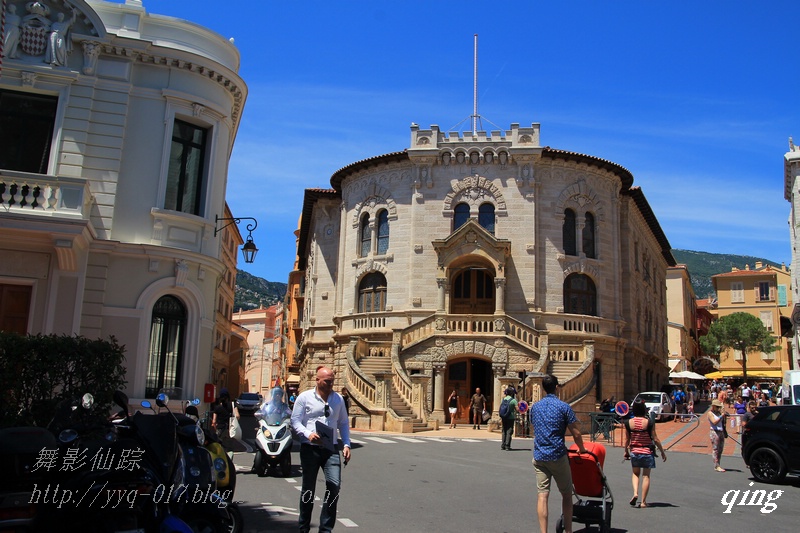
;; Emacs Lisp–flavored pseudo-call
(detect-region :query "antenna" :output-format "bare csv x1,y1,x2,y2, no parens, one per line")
472,33,478,135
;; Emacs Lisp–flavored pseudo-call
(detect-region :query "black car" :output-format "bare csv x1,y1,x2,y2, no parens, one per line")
741,405,800,483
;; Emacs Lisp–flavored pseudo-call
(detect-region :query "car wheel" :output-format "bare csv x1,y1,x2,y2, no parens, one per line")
749,447,787,483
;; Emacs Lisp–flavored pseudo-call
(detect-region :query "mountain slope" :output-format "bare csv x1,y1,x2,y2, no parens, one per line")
234,270,287,312
671,249,783,299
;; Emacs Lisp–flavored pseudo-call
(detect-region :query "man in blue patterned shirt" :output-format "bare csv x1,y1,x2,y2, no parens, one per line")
529,374,587,533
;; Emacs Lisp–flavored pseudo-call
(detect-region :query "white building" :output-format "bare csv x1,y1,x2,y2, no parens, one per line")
784,138,800,370
0,0,247,403
291,123,674,432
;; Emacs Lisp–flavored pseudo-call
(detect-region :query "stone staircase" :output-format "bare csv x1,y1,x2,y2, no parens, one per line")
548,360,584,386
356,356,429,432
357,356,392,378
389,386,430,433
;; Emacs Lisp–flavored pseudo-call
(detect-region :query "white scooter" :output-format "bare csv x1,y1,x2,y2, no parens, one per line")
253,388,293,477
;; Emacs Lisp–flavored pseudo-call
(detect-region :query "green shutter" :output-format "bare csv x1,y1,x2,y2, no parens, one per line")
778,284,788,307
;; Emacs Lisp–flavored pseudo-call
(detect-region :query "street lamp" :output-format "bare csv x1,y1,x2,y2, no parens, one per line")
214,215,259,263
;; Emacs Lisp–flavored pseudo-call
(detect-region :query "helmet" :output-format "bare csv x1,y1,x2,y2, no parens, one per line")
219,387,230,398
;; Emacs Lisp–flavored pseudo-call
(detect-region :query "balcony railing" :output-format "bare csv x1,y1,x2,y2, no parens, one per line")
0,171,92,219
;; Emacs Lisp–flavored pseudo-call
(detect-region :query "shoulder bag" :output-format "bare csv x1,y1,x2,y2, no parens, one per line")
229,401,243,440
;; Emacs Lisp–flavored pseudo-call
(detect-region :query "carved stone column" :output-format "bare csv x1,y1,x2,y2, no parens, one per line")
494,277,506,314
436,277,447,312
409,373,432,425
491,363,506,415
374,372,392,409
431,363,446,422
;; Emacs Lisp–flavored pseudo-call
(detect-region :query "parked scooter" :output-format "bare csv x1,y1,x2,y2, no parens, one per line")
142,393,239,533
252,387,293,477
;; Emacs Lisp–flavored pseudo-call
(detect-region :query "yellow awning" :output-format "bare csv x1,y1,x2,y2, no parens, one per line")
710,370,783,379
286,373,300,384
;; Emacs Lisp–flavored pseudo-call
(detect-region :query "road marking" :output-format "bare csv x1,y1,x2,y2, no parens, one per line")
349,438,366,444
393,436,423,443
285,477,298,483
338,518,359,527
422,438,455,443
459,438,483,442
362,436,397,444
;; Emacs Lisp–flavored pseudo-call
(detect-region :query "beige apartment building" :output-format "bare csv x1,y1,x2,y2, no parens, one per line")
666,265,701,374
232,303,283,395
710,263,793,379
289,122,674,432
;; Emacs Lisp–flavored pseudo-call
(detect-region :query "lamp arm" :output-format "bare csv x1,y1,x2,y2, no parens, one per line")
214,215,258,237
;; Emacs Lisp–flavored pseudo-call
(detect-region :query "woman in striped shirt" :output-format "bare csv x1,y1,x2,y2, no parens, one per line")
622,398,667,508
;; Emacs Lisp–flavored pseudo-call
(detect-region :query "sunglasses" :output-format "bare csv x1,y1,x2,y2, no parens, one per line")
324,403,330,417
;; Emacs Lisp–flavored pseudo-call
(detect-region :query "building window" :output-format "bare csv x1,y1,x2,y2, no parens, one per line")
165,119,208,215
0,283,32,334
358,272,387,313
760,311,773,332
564,273,597,316
146,295,186,398
758,281,771,302
478,203,495,233
376,210,389,255
563,209,577,256
0,89,58,174
359,213,371,257
583,212,596,258
453,203,470,231
731,282,744,303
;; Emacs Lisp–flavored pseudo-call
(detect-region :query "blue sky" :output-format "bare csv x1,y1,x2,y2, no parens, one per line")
145,0,799,282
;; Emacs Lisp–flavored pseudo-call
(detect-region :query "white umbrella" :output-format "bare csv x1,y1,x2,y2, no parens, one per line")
669,370,707,380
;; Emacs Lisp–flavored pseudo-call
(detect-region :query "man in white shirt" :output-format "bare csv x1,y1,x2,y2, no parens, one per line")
291,366,352,532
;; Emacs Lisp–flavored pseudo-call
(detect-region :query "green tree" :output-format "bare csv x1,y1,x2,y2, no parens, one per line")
0,333,127,428
699,312,778,381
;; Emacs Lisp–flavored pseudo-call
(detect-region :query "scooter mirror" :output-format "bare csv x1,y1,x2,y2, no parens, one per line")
191,398,201,406
141,400,152,409
156,393,169,407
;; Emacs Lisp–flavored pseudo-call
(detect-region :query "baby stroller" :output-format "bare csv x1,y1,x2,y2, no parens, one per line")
556,441,614,533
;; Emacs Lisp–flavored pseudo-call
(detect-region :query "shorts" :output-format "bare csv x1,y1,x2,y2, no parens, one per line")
449,407,457,414
630,452,655,469
532,454,572,494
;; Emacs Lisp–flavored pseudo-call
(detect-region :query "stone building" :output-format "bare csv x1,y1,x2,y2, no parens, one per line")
0,0,247,404
290,123,674,432
785,139,800,370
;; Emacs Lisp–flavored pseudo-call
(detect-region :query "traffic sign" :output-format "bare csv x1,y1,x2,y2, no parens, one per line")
614,401,629,417
517,400,529,413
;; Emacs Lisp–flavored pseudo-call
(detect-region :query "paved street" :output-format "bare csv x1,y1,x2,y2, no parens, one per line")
229,411,799,532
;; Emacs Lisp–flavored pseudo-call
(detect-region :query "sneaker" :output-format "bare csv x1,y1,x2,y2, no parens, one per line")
715,466,726,472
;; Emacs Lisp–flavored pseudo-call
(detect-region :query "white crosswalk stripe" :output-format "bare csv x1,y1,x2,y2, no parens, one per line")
362,436,396,444
392,436,423,443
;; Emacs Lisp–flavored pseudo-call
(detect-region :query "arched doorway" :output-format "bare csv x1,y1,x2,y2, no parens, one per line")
444,357,493,424
451,267,495,314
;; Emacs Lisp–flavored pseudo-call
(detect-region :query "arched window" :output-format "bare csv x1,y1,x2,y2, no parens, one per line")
453,203,470,232
563,209,577,255
376,210,389,255
146,295,186,398
358,272,387,313
359,213,371,257
583,212,596,258
478,203,495,233
563,273,597,316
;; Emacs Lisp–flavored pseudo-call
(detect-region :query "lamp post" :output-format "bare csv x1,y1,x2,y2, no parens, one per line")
214,215,259,263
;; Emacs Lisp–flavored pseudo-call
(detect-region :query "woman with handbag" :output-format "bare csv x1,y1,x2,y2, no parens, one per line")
212,388,241,455
708,399,727,472
622,399,666,508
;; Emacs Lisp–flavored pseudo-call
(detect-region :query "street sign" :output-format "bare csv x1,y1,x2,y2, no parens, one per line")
517,400,529,413
615,401,629,417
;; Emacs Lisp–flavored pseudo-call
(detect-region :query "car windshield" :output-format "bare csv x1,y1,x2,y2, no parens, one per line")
636,393,662,404
240,393,259,401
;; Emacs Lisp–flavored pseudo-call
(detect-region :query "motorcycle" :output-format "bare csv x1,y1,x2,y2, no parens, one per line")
253,407,293,477
142,393,242,533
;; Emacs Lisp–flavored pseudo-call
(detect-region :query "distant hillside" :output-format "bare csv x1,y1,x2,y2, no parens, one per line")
671,249,783,299
234,270,287,312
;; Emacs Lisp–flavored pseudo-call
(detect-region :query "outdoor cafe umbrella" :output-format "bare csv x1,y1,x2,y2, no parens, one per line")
669,370,707,380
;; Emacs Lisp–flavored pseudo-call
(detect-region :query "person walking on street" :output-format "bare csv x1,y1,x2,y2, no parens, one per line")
622,399,666,508
708,399,727,472
448,388,459,429
290,366,352,533
500,387,518,450
529,374,588,533
470,387,487,430
211,388,239,455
